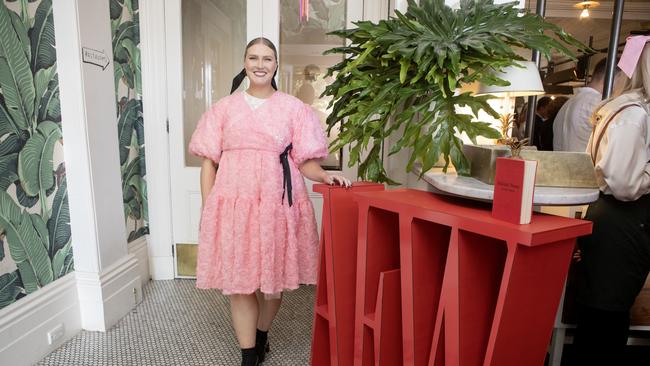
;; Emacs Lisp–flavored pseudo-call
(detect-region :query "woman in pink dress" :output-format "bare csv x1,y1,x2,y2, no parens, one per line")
189,37,350,366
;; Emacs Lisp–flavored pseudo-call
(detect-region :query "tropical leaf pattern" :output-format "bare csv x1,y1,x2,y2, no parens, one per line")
111,0,148,242
0,2,35,132
0,191,53,292
0,0,72,311
0,271,21,308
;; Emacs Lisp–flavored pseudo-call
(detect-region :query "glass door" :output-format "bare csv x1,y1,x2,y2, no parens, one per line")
277,0,362,233
166,0,361,277
166,0,260,277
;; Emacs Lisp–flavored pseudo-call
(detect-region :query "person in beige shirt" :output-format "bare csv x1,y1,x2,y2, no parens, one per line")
589,90,650,201
573,39,650,366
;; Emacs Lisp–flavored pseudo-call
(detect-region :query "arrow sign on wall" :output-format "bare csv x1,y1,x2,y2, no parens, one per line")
82,47,110,70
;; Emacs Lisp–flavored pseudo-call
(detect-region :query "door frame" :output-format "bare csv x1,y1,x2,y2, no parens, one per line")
140,0,387,280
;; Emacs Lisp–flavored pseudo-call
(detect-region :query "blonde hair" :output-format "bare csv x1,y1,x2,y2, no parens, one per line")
621,43,650,100
590,43,650,116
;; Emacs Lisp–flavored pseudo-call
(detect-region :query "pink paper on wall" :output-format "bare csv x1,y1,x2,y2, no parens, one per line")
618,35,650,78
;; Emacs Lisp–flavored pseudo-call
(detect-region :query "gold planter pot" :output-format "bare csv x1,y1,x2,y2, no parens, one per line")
462,144,598,188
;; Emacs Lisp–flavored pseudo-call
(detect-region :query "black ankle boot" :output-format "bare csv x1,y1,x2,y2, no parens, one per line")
255,329,270,363
241,347,258,366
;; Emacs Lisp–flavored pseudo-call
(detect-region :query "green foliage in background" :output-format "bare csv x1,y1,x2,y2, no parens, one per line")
324,0,587,183
0,0,72,310
111,0,148,242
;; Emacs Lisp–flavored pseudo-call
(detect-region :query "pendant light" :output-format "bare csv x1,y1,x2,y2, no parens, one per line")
575,1,600,19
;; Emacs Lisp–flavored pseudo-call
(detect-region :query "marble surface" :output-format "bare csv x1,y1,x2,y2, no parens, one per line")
420,168,600,206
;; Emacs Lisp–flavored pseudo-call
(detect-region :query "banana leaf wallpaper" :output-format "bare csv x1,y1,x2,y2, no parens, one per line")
111,0,148,243
0,0,72,311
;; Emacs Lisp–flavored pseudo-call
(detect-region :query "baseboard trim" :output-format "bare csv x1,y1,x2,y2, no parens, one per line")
128,235,148,252
0,272,76,326
76,254,142,331
128,236,151,286
0,273,81,366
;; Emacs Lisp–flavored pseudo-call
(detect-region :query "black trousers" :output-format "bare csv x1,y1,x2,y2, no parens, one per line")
572,193,650,365
572,304,630,366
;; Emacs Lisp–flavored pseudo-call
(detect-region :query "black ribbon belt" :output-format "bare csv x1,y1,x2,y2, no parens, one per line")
280,144,293,207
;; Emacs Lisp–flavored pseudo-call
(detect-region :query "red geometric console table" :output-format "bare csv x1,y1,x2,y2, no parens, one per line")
311,183,385,366
352,189,592,366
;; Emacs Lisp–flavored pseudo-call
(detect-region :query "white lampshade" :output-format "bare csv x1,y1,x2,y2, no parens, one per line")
476,61,545,97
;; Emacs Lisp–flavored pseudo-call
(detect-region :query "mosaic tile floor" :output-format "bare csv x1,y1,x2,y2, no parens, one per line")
36,280,315,365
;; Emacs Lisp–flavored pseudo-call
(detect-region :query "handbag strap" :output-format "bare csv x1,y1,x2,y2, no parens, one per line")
591,104,643,164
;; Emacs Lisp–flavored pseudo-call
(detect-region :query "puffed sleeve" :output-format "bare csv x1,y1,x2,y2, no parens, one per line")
188,102,225,164
290,103,328,166
596,107,650,201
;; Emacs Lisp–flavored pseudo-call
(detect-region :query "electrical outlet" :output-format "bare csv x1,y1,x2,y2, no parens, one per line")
47,323,65,345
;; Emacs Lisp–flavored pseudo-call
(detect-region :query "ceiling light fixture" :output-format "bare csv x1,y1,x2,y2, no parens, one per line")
575,1,600,19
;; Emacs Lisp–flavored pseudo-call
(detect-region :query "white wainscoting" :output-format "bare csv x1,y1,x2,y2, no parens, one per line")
76,254,142,332
0,273,81,366
128,236,152,287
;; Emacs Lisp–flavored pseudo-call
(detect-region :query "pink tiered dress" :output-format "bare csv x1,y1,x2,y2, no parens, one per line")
188,91,328,295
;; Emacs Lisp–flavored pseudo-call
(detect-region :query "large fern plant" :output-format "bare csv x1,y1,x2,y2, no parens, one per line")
324,0,587,183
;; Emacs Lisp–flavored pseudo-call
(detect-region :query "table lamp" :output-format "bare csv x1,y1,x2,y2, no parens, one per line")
476,61,545,142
